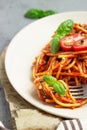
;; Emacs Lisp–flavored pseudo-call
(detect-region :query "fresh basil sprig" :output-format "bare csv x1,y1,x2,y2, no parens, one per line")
43,75,66,96
51,19,74,53
51,34,63,54
24,8,57,19
57,19,74,35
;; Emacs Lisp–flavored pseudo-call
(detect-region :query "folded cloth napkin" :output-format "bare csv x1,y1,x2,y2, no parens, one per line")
56,119,87,130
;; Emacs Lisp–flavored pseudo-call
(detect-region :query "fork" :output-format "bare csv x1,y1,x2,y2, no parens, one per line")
69,84,87,99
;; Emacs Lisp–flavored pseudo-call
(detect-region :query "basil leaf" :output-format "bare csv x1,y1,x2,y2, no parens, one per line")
24,9,44,19
57,19,74,36
43,75,57,86
51,34,60,53
43,10,57,17
53,81,66,96
43,75,66,96
24,8,57,19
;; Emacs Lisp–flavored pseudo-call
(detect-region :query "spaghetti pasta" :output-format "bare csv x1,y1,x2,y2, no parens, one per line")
32,20,87,109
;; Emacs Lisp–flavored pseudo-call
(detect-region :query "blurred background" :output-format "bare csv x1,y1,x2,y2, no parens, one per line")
0,0,87,52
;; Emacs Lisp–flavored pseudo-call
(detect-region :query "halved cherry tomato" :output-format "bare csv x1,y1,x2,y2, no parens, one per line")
72,38,87,51
60,34,84,51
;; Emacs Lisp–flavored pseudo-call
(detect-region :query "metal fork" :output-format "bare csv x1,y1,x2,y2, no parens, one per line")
69,84,87,99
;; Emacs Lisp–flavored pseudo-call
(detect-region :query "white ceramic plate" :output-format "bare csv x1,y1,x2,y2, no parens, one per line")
5,11,87,119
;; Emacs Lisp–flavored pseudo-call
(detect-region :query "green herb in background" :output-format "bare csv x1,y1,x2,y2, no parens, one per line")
43,10,57,17
24,8,57,19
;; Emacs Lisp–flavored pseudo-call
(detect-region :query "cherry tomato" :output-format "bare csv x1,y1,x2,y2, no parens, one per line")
72,38,87,51
60,34,84,51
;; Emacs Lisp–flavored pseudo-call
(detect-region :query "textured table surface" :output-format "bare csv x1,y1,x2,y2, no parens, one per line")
0,0,87,129
0,82,13,130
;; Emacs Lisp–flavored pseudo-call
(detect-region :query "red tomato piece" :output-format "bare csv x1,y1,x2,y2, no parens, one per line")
72,38,87,51
60,34,84,51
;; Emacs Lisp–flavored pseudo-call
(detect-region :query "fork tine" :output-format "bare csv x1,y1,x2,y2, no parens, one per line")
69,84,87,99
69,85,84,99
72,95,84,99
69,85,83,89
